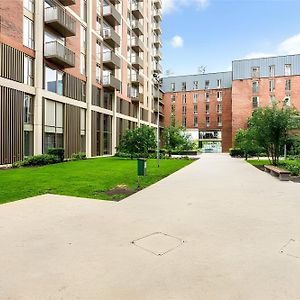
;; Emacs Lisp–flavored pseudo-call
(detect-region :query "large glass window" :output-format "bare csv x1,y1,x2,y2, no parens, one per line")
24,94,34,157
24,55,34,86
23,17,34,49
81,109,86,152
44,99,64,152
45,66,63,95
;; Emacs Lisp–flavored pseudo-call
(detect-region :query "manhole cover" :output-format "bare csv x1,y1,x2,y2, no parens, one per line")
132,232,185,256
280,239,300,259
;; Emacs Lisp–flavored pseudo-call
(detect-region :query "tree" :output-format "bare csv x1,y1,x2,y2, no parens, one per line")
163,126,194,157
234,128,263,160
248,104,298,165
117,125,156,158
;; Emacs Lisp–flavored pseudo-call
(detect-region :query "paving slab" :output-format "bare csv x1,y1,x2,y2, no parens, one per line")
0,154,300,299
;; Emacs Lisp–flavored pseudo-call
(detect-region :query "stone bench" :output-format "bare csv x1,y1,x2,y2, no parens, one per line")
264,165,291,181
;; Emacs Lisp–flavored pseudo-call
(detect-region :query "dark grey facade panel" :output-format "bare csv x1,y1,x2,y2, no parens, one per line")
232,54,300,80
161,71,232,93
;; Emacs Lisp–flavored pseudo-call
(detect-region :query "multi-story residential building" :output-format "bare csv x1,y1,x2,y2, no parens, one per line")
162,54,300,153
0,0,163,165
162,72,232,152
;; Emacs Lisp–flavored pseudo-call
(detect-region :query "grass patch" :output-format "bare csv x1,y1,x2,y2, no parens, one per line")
247,159,270,167
0,157,193,204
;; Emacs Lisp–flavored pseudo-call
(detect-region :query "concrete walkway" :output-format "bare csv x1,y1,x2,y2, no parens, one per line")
1,154,300,300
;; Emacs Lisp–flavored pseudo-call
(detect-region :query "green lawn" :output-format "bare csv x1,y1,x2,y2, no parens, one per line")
247,159,270,167
0,157,193,204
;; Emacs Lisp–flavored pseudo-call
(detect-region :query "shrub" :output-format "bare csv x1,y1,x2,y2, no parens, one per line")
17,154,60,167
279,160,300,176
229,148,244,157
71,152,87,161
47,148,64,162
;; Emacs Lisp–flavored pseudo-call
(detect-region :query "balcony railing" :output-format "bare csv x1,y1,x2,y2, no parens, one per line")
131,20,143,35
131,2,143,19
153,9,162,21
153,0,162,9
44,41,75,68
103,4,121,26
103,50,121,69
103,28,121,48
103,73,121,91
131,73,143,85
131,37,144,51
131,54,143,69
44,6,76,37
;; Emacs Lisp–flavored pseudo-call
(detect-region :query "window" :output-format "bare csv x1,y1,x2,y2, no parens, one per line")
217,115,222,127
45,66,63,95
171,94,176,103
182,94,186,104
194,104,198,114
284,64,291,76
284,96,291,106
182,116,186,127
193,93,198,103
270,95,276,106
80,25,87,75
205,92,210,102
80,109,86,152
217,79,221,88
24,94,34,157
194,116,198,127
171,83,175,91
205,80,210,89
252,96,259,109
252,81,259,93
182,105,186,114
206,116,210,127
24,55,34,86
285,79,291,91
182,82,186,91
24,0,34,13
96,64,101,83
80,53,86,75
269,65,275,77
251,67,260,78
44,99,64,152
23,17,34,49
81,0,87,22
193,81,199,90
205,103,210,114
269,79,275,92
217,103,222,114
217,91,222,101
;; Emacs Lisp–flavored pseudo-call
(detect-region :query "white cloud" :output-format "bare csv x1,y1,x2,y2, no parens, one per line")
278,33,300,55
241,33,300,60
170,35,184,48
162,0,210,14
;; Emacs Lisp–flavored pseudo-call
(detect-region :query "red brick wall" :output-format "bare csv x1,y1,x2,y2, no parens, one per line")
163,88,232,152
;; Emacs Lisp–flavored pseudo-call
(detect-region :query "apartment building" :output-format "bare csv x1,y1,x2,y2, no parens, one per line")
162,54,300,153
0,0,163,165
162,72,232,153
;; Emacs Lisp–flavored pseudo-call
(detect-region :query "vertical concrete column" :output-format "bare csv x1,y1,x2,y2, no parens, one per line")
111,92,117,155
85,1,93,158
33,0,44,155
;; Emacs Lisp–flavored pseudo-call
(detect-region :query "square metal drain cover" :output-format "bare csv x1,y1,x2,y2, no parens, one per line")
280,239,300,259
132,232,184,256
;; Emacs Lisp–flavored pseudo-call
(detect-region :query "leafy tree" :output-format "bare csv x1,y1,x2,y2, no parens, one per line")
117,125,156,158
163,126,194,157
234,128,263,160
248,104,298,165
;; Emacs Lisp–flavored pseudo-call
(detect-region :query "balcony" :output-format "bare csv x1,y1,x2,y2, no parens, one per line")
132,20,143,36
103,28,120,48
131,2,143,19
153,49,162,59
153,35,162,47
44,6,76,37
153,0,162,9
131,54,143,69
103,50,121,69
153,22,161,34
153,63,162,74
58,0,75,6
131,92,144,104
103,4,121,27
131,73,143,86
153,9,162,22
103,73,121,91
131,37,144,52
44,41,75,68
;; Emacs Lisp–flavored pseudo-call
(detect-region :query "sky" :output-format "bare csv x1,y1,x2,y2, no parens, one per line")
161,0,300,76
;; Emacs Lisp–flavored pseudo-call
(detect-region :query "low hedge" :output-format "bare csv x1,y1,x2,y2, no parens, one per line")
47,148,64,162
229,148,244,157
12,154,61,168
279,160,300,176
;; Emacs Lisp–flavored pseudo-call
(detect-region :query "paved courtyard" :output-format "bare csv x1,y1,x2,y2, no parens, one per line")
1,154,300,299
